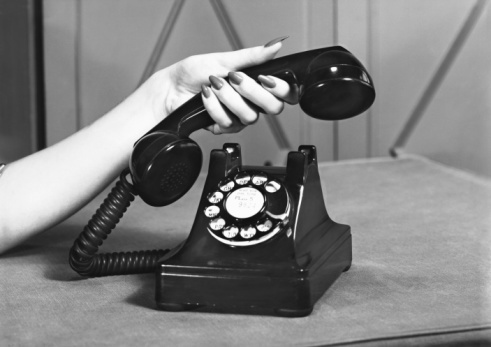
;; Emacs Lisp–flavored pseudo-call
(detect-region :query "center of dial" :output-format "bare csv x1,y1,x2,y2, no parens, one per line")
224,187,265,219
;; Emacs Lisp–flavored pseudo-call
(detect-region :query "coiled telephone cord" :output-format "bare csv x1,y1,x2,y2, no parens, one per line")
69,169,169,277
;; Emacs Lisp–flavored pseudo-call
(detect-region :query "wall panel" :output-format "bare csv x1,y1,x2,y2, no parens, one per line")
370,0,477,156
44,0,78,145
406,1,491,176
1,0,44,162
337,0,371,160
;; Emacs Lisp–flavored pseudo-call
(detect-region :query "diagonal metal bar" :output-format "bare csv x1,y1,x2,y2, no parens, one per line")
209,0,243,50
139,0,185,86
390,0,487,157
209,0,292,150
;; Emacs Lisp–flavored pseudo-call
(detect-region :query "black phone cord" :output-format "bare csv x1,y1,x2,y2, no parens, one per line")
69,168,169,277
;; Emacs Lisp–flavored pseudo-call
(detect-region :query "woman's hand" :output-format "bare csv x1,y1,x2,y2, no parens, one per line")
145,37,295,134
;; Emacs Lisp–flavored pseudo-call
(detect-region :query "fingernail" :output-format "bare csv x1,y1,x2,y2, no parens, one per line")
201,85,211,98
258,75,276,88
264,35,289,48
209,75,223,90
228,71,243,85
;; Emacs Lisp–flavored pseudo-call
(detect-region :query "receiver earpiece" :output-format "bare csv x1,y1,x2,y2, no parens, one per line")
299,50,375,120
130,131,202,207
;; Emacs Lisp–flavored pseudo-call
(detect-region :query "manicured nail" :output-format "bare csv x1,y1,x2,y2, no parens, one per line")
201,85,211,98
228,71,243,85
209,75,223,90
264,35,289,47
258,75,276,88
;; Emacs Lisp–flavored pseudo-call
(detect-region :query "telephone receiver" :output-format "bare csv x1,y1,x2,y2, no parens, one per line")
69,46,375,315
130,46,375,207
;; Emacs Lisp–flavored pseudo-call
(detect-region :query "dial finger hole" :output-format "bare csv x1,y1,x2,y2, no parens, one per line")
265,180,281,193
240,226,256,239
257,219,273,232
219,180,234,192
204,205,220,218
210,218,226,230
235,172,251,185
252,174,268,186
222,226,239,239
208,191,224,203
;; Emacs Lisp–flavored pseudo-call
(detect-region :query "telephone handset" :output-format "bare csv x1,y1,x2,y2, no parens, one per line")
69,46,375,317
130,46,375,207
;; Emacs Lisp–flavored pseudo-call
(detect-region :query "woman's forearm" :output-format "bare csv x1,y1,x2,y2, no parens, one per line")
0,76,162,253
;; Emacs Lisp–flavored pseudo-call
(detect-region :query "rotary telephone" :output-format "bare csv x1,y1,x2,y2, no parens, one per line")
69,46,375,317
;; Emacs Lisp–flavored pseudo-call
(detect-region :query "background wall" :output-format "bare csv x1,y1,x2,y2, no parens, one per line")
42,0,491,177
0,0,44,163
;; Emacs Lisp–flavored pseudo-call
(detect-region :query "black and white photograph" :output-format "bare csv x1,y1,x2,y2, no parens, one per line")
1,0,490,345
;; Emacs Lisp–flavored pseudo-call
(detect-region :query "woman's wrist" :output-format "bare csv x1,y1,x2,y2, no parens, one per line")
142,68,174,125
101,69,173,147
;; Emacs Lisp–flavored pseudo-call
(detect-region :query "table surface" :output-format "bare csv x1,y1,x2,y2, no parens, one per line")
1,154,490,346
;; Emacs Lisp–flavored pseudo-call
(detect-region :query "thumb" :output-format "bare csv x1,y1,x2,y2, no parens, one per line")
217,36,289,71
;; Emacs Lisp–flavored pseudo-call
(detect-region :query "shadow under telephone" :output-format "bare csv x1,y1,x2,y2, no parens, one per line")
69,46,375,317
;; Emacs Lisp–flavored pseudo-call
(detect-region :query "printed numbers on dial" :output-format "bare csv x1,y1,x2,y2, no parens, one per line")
204,205,220,218
223,226,239,239
208,191,223,204
252,174,267,186
235,172,250,185
210,218,226,230
219,180,234,192
240,226,256,239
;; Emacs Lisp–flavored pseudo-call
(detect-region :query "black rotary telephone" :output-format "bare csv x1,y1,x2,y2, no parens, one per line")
69,46,375,317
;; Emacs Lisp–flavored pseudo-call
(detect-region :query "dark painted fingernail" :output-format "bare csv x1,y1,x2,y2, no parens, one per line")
201,85,211,98
258,75,276,88
228,71,243,85
264,35,289,47
209,75,223,90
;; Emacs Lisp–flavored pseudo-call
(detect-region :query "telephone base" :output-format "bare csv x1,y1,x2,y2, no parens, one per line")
155,221,351,317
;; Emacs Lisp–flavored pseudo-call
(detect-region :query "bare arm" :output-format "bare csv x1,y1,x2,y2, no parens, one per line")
0,41,292,253
0,78,157,252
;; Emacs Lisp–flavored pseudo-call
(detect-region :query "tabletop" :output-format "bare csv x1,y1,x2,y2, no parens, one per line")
1,154,490,346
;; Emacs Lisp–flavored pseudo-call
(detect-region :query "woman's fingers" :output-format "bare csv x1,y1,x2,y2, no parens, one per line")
227,72,285,116
257,75,298,105
201,71,296,134
201,85,245,134
209,75,260,125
